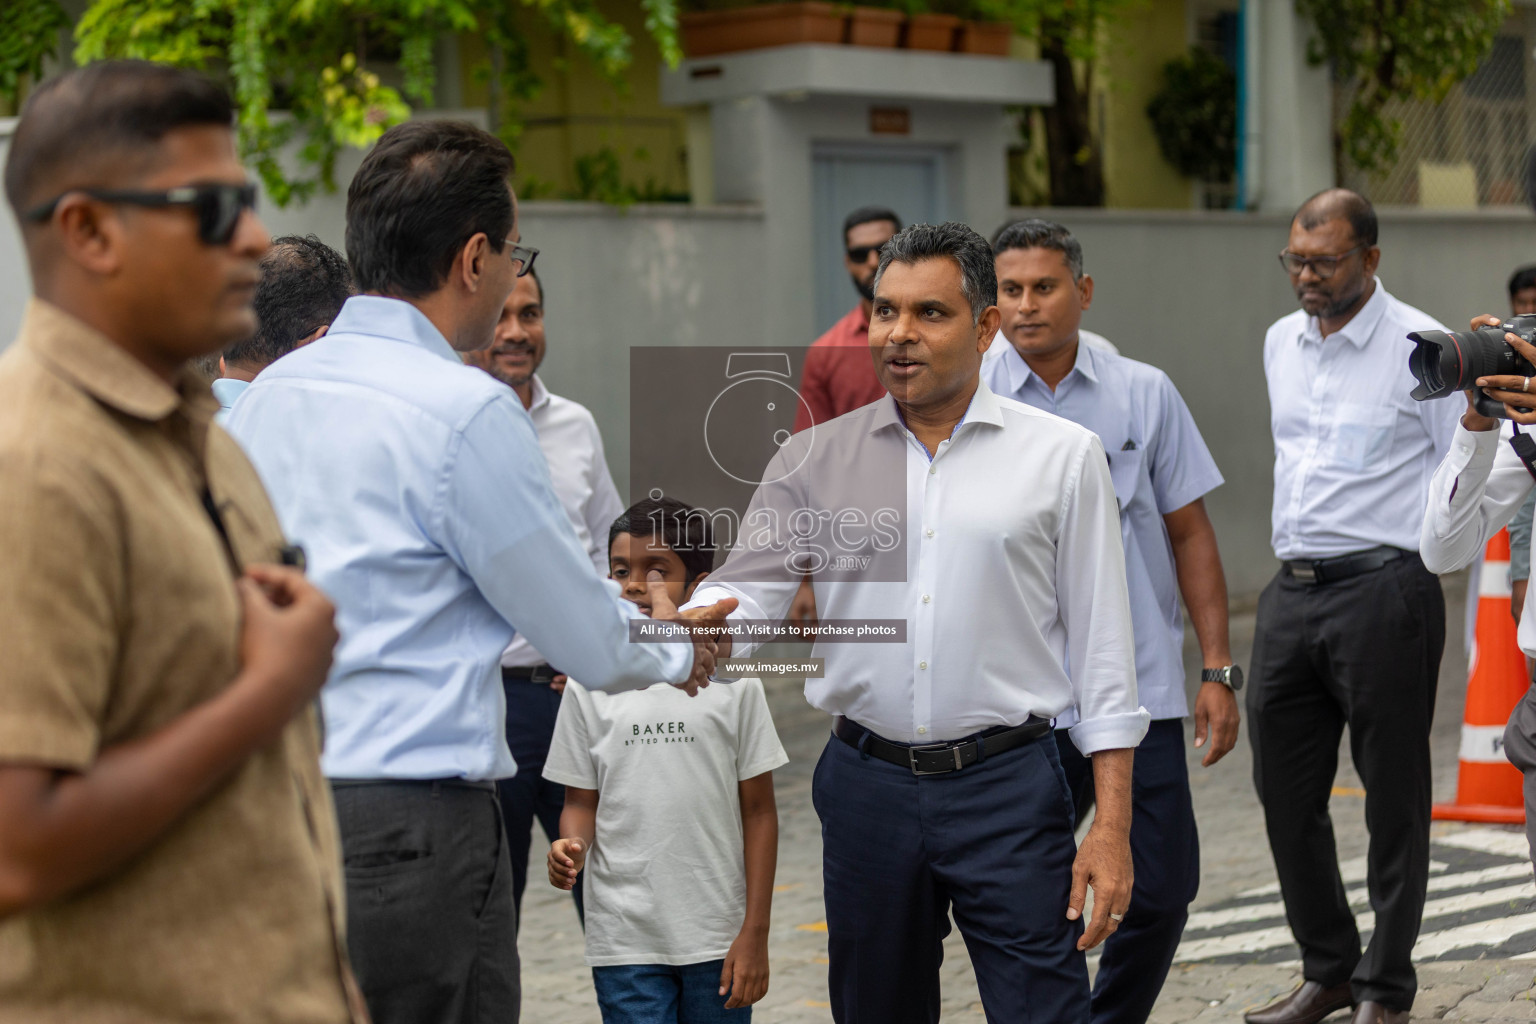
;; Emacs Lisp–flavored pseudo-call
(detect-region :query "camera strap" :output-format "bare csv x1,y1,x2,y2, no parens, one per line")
1510,423,1536,482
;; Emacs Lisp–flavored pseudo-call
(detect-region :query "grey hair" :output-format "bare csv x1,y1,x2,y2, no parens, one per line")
991,218,1084,280
872,222,997,323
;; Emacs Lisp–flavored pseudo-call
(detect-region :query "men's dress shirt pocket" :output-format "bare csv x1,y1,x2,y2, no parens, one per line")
1333,403,1397,473
1107,448,1144,515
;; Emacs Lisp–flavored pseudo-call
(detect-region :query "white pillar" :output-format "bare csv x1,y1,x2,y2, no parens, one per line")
1253,0,1334,213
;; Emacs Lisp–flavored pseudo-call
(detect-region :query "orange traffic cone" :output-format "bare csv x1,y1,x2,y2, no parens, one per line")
1432,528,1529,825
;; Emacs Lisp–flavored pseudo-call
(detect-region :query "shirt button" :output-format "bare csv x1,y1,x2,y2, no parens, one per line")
929,465,936,475
919,660,928,670
925,528,935,538
922,594,931,603
917,726,928,735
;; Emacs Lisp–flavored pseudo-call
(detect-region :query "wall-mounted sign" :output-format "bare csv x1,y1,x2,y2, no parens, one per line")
869,107,911,135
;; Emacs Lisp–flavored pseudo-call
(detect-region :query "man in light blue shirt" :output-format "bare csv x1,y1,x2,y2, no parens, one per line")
227,121,728,1024
981,219,1237,1024
212,234,352,422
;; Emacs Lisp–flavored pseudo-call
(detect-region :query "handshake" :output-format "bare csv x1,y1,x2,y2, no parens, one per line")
639,570,736,696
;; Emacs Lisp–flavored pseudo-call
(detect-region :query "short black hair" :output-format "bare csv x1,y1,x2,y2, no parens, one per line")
608,497,716,583
1510,265,1536,299
843,205,902,246
1294,188,1378,248
345,120,515,298
223,235,354,372
991,219,1084,280
873,222,997,323
5,61,234,220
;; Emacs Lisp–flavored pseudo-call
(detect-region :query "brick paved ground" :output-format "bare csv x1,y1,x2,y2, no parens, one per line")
520,571,1536,1021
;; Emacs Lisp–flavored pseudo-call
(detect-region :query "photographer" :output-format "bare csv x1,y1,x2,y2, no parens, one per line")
1420,314,1536,880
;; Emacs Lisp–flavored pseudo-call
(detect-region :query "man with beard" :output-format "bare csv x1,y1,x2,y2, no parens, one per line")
1244,189,1458,1024
463,267,622,926
794,206,902,432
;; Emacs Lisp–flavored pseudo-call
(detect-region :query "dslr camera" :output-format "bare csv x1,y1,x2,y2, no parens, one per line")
1409,313,1536,419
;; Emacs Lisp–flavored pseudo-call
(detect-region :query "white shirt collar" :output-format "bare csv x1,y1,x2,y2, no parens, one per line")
1299,277,1390,350
527,374,551,413
867,375,1006,437
999,335,1100,397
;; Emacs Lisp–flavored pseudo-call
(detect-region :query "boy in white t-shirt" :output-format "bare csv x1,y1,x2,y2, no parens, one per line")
544,496,789,1023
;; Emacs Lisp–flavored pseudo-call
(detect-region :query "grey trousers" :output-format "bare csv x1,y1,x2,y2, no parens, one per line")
1503,682,1536,875
332,779,519,1024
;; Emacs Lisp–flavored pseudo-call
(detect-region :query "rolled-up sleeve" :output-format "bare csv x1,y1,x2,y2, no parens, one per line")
1057,434,1151,754
1421,421,1534,574
442,396,691,692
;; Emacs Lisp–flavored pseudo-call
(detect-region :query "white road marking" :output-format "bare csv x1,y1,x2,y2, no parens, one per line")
1177,825,1536,965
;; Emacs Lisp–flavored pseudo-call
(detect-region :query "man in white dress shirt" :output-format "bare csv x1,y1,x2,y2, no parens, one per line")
686,222,1149,1022
463,267,622,925
1245,190,1459,1024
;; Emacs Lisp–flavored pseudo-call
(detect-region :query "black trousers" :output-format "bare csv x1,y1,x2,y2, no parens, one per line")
332,779,520,1024
1057,720,1198,1024
496,677,584,927
813,729,1089,1024
1247,554,1444,1011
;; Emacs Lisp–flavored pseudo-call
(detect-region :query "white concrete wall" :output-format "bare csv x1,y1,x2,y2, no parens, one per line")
6,111,1536,597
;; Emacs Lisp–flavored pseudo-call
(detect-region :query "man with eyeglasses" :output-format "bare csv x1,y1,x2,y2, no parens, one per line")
1244,189,1458,1024
461,267,623,929
226,120,733,1024
0,61,366,1023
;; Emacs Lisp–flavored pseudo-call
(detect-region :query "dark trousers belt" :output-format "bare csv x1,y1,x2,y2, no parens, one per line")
1282,545,1406,585
833,715,1051,776
502,663,558,684
329,777,499,793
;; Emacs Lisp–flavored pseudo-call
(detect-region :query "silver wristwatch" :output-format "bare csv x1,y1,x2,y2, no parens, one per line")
1200,665,1244,692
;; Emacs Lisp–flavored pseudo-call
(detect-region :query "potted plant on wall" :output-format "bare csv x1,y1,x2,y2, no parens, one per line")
679,1,848,58
847,5,907,48
891,0,1010,55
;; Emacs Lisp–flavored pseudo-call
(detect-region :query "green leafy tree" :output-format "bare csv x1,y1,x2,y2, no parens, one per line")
52,0,682,204
978,0,1141,207
0,0,70,114
1146,48,1235,183
1296,0,1509,175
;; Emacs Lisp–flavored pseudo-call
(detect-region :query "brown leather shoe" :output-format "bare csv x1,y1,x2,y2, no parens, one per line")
1244,981,1354,1024
1350,1001,1409,1024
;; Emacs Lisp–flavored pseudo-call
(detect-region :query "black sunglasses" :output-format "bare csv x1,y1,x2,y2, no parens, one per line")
847,245,883,264
25,183,259,246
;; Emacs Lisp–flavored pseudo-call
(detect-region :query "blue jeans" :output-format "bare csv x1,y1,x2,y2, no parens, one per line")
591,961,750,1024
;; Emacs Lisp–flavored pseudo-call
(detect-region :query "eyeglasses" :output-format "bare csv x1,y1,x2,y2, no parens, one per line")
25,183,258,246
1278,245,1364,280
847,245,883,264
505,241,538,277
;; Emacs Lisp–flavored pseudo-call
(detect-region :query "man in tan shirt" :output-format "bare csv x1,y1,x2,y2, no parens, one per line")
0,61,365,1022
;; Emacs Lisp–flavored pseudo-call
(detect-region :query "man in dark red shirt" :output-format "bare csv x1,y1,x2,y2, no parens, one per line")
794,206,902,432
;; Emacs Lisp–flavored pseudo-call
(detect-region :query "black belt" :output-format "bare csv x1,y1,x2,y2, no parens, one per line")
330,777,498,793
502,663,559,684
833,716,1051,776
1282,545,1406,585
